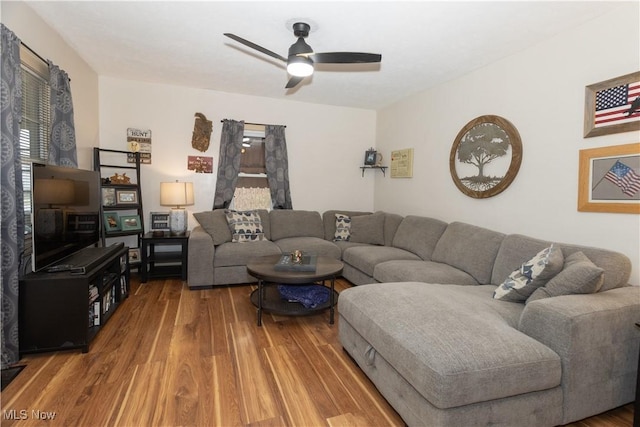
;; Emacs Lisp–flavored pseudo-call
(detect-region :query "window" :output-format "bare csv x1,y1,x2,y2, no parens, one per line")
20,45,51,234
233,125,272,210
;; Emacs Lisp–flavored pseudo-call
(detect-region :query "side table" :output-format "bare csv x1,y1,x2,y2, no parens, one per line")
141,231,189,283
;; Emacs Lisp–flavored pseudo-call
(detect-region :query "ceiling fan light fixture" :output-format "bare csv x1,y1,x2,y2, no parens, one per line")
287,56,314,77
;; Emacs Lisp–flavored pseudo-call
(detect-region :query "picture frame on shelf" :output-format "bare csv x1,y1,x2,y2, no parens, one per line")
150,211,170,229
116,189,138,204
102,188,116,207
583,71,640,138
120,214,143,232
103,212,120,232
578,142,640,214
364,149,377,166
128,248,141,263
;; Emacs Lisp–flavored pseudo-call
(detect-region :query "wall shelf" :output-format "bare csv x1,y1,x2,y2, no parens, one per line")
360,166,387,177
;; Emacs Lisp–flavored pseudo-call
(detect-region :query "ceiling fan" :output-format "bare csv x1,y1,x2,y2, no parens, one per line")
224,22,382,89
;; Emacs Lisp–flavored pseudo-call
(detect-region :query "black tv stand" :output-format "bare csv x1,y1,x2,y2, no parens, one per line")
46,244,124,274
19,244,130,355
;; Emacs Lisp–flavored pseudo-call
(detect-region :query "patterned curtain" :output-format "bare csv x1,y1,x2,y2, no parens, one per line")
47,61,77,167
1,24,24,368
213,119,244,209
265,125,293,209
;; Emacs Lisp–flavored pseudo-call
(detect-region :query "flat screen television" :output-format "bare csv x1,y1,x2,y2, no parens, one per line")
31,163,101,272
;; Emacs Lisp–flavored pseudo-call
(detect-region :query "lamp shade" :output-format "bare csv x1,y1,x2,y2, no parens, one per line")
160,182,194,207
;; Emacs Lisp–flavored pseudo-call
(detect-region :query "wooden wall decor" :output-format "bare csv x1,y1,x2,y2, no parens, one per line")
450,115,522,199
191,112,212,152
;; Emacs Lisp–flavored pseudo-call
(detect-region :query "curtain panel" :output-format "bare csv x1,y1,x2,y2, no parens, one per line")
213,119,245,209
47,61,77,167
1,24,25,368
265,125,293,209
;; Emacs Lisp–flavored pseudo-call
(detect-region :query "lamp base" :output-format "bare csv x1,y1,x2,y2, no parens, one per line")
169,208,187,236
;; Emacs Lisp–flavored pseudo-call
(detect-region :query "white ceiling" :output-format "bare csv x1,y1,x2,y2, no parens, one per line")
25,1,624,110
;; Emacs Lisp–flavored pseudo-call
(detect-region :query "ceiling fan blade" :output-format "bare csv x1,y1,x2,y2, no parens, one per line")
223,33,287,62
285,76,304,89
310,52,382,64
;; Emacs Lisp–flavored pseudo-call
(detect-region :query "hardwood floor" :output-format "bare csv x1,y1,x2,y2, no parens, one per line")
1,277,634,426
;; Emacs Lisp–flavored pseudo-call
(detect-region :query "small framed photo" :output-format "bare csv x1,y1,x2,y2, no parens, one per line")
116,190,138,204
128,247,141,263
102,188,116,207
103,212,120,232
150,211,170,232
120,214,142,232
364,149,377,166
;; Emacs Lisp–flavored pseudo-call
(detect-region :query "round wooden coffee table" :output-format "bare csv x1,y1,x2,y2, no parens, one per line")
247,254,343,326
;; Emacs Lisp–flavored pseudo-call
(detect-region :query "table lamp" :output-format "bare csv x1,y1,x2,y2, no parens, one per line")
160,181,194,236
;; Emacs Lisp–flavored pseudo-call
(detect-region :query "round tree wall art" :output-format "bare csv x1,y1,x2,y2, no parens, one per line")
449,115,522,198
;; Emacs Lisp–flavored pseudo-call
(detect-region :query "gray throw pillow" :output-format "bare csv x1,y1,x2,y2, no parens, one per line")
494,244,564,303
526,251,604,304
350,212,385,245
193,210,232,245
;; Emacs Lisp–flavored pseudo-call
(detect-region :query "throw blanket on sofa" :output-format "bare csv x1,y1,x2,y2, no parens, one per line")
277,284,330,308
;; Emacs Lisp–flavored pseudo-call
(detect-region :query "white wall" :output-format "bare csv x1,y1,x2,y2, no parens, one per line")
375,3,640,285
2,1,99,169
98,77,376,229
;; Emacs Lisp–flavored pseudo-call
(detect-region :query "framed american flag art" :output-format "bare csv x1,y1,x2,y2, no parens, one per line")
578,143,640,214
584,71,640,138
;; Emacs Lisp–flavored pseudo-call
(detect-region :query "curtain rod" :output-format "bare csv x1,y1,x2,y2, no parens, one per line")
21,42,47,65
21,41,71,82
220,120,286,128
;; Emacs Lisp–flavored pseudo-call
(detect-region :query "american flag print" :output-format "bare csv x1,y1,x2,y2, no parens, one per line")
604,160,640,197
594,81,640,128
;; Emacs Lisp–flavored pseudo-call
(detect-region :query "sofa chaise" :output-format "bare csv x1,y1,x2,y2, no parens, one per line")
188,208,639,426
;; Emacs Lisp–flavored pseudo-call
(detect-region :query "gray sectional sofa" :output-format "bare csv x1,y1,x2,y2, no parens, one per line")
188,208,639,426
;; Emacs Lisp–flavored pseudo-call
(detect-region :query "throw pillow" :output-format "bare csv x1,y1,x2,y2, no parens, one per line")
334,213,352,241
224,209,265,243
350,212,385,245
193,210,233,246
526,251,604,304
493,244,564,303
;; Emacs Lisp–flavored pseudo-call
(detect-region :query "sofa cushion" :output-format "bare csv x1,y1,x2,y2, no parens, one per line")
270,210,324,240
274,237,341,259
225,209,266,242
431,222,505,284
350,212,385,245
193,209,233,246
338,282,561,409
343,246,421,276
526,251,604,303
214,240,281,267
494,244,564,302
373,260,478,285
382,212,404,246
194,209,270,245
392,216,448,261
